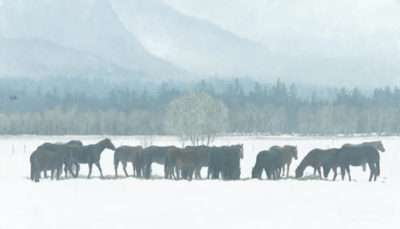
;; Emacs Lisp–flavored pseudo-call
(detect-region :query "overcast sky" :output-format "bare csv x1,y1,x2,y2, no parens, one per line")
163,0,399,56
0,0,399,87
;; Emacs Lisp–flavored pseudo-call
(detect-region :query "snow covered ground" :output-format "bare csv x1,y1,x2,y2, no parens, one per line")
0,135,399,229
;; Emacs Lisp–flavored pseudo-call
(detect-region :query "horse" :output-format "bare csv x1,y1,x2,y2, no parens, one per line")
207,144,243,180
32,140,82,179
164,146,209,180
142,146,174,179
114,145,144,178
30,148,74,182
323,145,380,181
251,149,283,180
270,145,298,177
295,148,338,179
70,138,116,179
180,145,210,179
342,141,385,171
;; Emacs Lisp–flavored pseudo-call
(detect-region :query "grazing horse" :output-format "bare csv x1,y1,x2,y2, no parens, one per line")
164,146,209,180
207,144,243,180
323,145,380,181
142,146,174,179
35,140,83,179
295,148,338,179
71,138,116,179
251,149,283,180
30,149,74,182
270,145,298,177
343,141,385,171
114,146,144,178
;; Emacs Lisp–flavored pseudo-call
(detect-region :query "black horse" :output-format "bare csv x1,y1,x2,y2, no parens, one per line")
207,144,243,180
323,145,380,181
251,149,282,180
142,146,174,179
30,148,74,182
71,138,116,179
35,140,83,179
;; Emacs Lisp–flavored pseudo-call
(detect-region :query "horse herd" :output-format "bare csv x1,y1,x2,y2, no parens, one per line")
29,138,384,182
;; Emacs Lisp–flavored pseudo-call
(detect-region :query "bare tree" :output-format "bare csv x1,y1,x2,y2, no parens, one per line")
164,92,228,146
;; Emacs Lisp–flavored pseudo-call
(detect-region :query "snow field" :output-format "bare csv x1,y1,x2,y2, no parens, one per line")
0,135,399,229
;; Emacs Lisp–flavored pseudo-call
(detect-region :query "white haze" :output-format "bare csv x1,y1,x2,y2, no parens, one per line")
0,0,399,87
162,0,400,87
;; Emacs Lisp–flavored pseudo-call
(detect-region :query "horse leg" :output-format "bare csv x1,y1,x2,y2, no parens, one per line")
332,167,337,181
44,170,48,178
196,167,202,179
87,163,93,179
346,166,351,181
286,163,290,177
95,161,104,178
276,168,281,180
317,167,322,179
281,164,285,177
56,166,62,180
35,169,40,182
313,168,317,176
362,163,366,172
368,162,375,182
207,167,212,179
374,161,379,181
74,162,80,178
340,166,346,181
122,161,129,177
64,164,68,178
114,160,119,178
189,168,194,181
132,162,136,177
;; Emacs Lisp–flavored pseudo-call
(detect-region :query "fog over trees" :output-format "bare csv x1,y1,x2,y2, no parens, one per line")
0,77,399,136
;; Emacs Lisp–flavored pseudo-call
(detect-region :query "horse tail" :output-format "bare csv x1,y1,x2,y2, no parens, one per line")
113,151,119,167
30,154,36,181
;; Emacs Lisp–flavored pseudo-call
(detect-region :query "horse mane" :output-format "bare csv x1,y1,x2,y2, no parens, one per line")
95,138,110,146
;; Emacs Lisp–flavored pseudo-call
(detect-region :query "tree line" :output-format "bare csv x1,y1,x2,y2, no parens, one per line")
0,77,400,136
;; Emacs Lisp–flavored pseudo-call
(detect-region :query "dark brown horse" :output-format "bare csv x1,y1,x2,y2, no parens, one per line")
114,145,144,178
270,145,298,177
295,148,338,179
30,149,74,182
323,145,380,181
165,146,209,180
71,138,116,179
343,141,385,171
207,144,243,180
32,140,82,179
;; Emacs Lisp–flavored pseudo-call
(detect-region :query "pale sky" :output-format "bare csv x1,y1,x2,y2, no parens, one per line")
163,0,400,58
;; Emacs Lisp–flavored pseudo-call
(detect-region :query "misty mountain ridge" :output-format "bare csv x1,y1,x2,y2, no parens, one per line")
0,0,398,88
0,0,191,81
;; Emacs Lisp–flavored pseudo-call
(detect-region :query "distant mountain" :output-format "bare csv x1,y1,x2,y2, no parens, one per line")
110,0,274,78
0,38,135,78
0,0,190,80
112,0,400,87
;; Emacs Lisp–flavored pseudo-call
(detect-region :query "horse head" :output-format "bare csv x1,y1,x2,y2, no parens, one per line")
295,166,303,178
286,145,298,160
376,141,385,152
102,138,116,151
234,144,244,159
